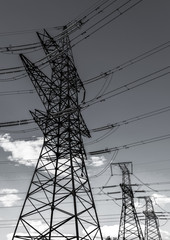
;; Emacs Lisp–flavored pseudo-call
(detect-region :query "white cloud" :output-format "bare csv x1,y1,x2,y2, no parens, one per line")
0,134,107,171
88,155,106,167
29,220,48,234
0,134,43,166
0,188,21,207
6,221,48,240
151,193,170,206
0,194,21,207
7,233,13,240
0,134,91,177
160,229,170,240
0,188,18,194
7,220,70,240
100,225,119,238
7,232,32,240
134,198,145,209
83,225,119,239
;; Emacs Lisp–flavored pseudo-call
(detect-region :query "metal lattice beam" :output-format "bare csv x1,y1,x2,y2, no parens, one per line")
12,30,103,240
111,162,144,240
143,197,162,240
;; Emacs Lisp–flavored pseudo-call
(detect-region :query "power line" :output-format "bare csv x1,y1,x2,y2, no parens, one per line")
0,0,110,54
0,119,34,127
101,182,170,189
85,126,119,145
0,37,168,83
0,0,111,50
0,127,39,134
0,89,34,97
0,104,170,139
84,40,170,84
90,150,119,178
0,26,62,38
0,68,168,140
0,212,169,223
0,192,170,206
82,66,170,108
2,61,164,108
36,0,144,68
90,105,170,132
89,133,170,155
72,0,143,47
0,0,143,80
0,0,142,54
132,173,158,192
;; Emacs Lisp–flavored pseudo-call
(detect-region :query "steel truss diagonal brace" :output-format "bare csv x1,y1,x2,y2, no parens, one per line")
12,30,103,240
114,162,144,240
37,30,85,94
143,197,162,240
20,54,52,109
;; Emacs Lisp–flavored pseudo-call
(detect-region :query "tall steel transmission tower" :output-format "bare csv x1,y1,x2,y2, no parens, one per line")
143,196,162,240
12,30,103,240
111,162,144,240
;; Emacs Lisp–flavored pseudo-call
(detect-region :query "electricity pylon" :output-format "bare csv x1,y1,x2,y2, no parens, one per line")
12,30,103,240
143,196,162,240
111,162,144,240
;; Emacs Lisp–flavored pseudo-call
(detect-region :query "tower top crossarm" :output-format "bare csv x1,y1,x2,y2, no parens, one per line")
37,29,85,93
20,31,90,138
20,31,85,110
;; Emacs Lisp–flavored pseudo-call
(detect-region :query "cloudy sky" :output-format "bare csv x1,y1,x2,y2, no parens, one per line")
0,0,170,239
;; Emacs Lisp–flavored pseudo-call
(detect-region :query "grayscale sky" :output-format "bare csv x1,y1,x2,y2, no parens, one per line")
0,1,170,239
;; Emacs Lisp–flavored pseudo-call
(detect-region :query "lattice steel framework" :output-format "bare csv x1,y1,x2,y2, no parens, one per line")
114,162,144,240
143,197,162,240
12,30,103,240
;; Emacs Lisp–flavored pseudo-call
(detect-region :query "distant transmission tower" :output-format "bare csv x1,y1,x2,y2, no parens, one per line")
111,162,144,240
12,30,103,240
143,196,162,240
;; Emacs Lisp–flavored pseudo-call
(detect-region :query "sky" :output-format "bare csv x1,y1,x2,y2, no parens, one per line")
0,0,170,239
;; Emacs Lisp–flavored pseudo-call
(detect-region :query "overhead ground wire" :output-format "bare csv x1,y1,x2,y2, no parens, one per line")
0,0,143,80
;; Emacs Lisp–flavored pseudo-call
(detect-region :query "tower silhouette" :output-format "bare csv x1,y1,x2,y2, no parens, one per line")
12,30,103,240
143,196,162,240
111,162,144,240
